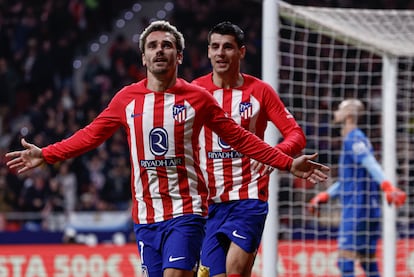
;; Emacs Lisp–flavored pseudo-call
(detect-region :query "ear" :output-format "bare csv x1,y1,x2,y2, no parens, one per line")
239,45,246,59
177,51,183,65
141,53,146,66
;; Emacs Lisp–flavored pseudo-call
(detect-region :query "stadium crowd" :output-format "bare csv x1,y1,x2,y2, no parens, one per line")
0,0,413,232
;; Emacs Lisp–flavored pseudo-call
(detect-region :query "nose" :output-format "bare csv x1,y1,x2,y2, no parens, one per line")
155,43,164,52
216,46,225,55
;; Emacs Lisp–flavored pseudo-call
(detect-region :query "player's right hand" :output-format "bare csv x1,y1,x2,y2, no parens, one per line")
308,191,329,215
5,138,45,174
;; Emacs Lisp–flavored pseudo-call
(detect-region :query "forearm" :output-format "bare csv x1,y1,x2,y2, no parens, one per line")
326,181,340,199
42,119,118,164
361,154,385,184
275,127,306,157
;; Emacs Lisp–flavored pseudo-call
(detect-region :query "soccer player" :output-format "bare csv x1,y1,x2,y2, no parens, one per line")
308,98,406,277
6,21,329,277
192,21,307,277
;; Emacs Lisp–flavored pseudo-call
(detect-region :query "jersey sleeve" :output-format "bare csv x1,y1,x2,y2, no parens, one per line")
361,154,385,184
262,84,306,156
42,97,123,164
203,95,293,171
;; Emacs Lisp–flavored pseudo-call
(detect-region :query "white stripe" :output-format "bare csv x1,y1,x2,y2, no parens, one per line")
249,95,260,135
182,99,201,212
230,90,244,188
212,89,226,197
143,93,165,222
198,126,208,185
248,95,262,198
163,94,182,215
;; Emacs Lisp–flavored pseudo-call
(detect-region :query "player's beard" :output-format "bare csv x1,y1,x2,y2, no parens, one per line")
149,62,171,75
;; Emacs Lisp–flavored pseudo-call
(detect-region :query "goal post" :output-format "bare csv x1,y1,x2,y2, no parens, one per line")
259,2,414,276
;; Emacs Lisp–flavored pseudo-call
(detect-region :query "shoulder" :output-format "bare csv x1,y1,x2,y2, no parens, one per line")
174,78,214,100
345,129,371,152
177,78,209,92
191,73,213,89
242,73,276,92
348,128,368,141
109,80,147,104
115,80,146,95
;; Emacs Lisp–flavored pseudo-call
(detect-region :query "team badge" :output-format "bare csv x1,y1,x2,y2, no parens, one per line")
173,104,187,123
239,102,252,119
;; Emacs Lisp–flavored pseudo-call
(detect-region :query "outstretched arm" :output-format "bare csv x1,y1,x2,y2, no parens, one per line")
361,154,406,207
308,181,340,215
5,138,45,174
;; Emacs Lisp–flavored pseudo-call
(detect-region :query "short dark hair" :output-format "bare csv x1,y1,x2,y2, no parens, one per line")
208,21,245,48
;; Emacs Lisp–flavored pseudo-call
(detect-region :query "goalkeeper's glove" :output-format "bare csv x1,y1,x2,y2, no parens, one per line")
308,191,329,215
381,180,406,207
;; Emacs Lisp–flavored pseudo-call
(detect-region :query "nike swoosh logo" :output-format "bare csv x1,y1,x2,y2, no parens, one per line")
168,256,186,262
232,230,247,240
131,113,144,118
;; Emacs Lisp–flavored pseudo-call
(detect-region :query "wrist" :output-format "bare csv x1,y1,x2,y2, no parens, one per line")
381,180,393,191
287,157,293,172
319,191,330,202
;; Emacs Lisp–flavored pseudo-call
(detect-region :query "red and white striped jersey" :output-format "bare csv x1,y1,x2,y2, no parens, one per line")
192,73,306,203
42,78,294,224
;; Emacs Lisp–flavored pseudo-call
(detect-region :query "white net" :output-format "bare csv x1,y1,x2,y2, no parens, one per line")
271,2,414,276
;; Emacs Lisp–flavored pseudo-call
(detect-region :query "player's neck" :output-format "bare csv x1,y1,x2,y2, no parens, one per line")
212,72,244,89
342,121,357,136
146,72,177,92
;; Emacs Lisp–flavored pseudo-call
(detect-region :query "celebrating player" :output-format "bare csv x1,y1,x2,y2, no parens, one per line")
192,21,307,277
308,98,406,277
6,20,329,277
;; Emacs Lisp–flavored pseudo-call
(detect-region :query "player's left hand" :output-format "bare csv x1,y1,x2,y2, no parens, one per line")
381,181,406,207
290,153,330,184
251,160,274,176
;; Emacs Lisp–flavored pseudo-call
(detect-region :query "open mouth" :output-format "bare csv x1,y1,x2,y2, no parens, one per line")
154,56,167,62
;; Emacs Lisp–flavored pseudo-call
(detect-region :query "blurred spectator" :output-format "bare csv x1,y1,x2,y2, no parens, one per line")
0,57,19,119
19,170,49,230
55,161,78,212
0,174,15,212
44,177,65,213
101,156,131,211
108,33,141,90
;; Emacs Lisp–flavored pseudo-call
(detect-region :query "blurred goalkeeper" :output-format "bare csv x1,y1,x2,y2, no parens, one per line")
308,98,406,277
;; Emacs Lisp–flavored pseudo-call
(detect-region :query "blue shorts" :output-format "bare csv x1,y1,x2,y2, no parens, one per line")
134,214,206,276
200,199,268,276
338,217,380,255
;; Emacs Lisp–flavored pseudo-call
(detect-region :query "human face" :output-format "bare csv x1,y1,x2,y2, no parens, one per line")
142,31,183,75
208,33,245,75
333,106,346,123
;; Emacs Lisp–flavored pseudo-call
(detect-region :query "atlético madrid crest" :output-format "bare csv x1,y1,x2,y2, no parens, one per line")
173,104,187,123
239,102,252,119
